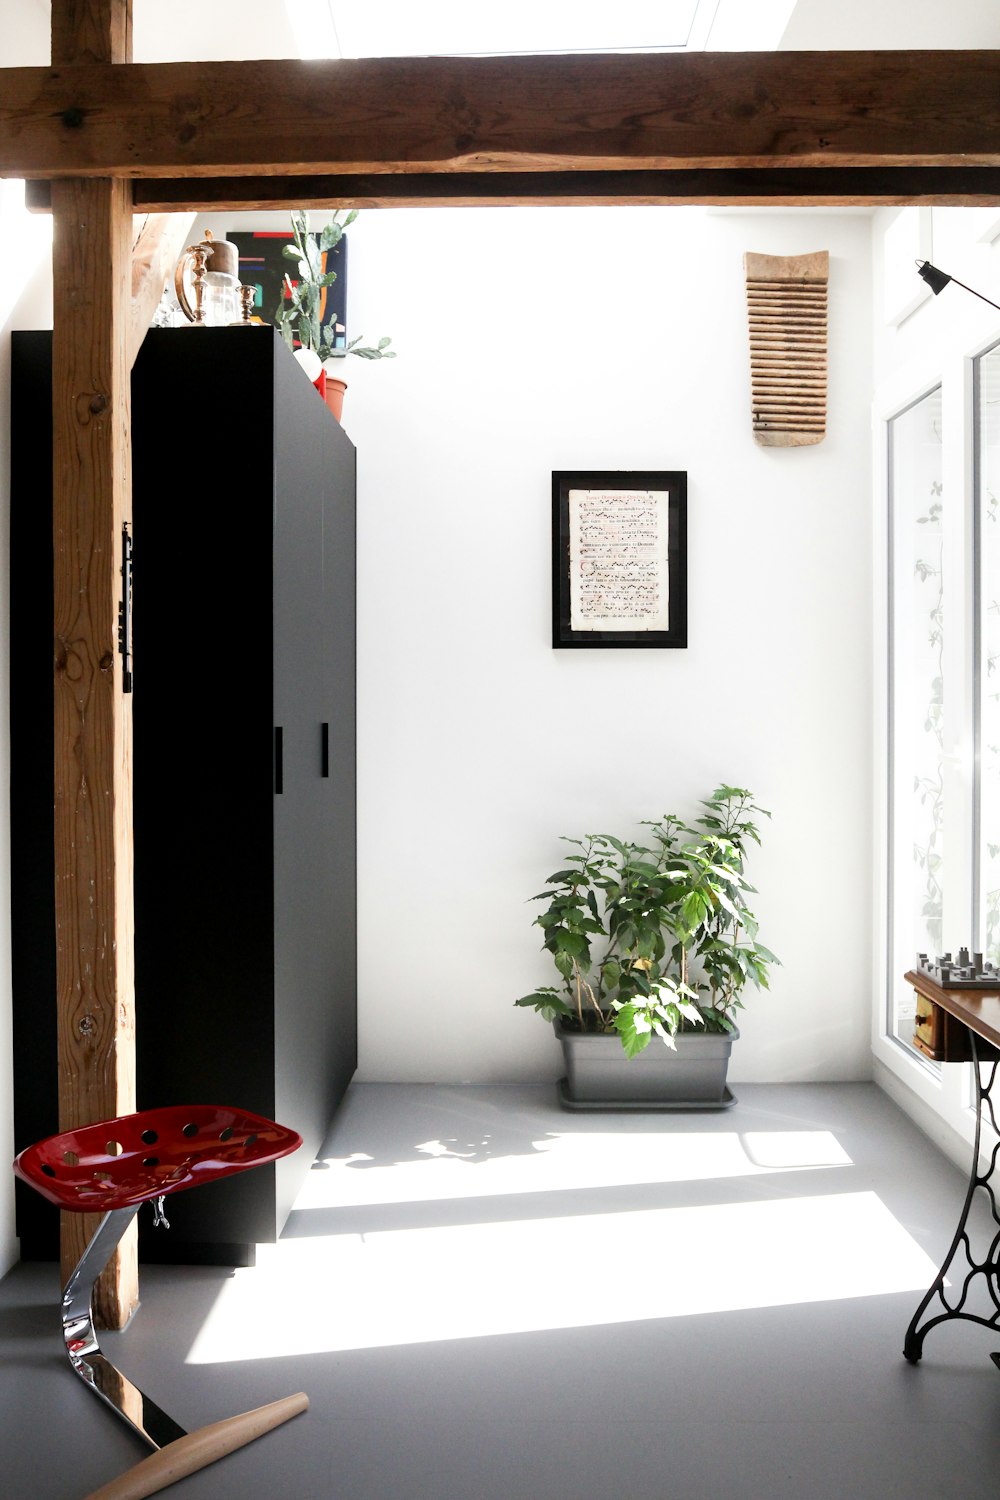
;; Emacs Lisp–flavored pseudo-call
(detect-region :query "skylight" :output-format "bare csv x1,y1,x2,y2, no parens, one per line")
131,0,799,65
312,0,717,57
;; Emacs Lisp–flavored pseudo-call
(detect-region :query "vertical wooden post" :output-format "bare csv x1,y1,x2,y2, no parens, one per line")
51,1,132,64
51,0,137,1327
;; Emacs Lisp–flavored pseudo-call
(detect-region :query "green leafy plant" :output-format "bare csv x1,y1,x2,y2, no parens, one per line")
274,209,395,365
515,786,779,1057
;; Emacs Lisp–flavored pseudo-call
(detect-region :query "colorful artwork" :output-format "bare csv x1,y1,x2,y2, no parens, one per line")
228,230,349,349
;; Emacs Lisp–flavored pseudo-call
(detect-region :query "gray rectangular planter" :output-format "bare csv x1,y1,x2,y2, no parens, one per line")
556,1020,738,1109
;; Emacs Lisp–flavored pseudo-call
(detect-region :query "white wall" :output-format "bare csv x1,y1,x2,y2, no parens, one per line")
779,0,1000,48
329,204,875,1084
0,193,875,1281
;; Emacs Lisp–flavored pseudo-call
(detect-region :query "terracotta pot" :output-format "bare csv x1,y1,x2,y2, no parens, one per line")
324,375,348,423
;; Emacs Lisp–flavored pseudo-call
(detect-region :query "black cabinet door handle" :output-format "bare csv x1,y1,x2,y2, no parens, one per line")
275,726,283,795
321,722,329,778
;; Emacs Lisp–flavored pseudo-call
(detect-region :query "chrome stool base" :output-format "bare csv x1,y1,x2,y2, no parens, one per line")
62,1207,186,1450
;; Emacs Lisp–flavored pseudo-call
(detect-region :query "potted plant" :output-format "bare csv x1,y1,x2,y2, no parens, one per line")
515,785,779,1108
273,208,395,419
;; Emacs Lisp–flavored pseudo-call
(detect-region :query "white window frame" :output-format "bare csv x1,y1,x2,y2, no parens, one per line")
872,342,986,1168
972,335,1000,971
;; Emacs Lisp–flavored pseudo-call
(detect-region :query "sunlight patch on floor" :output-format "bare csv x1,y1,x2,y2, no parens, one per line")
298,1129,853,1210
186,1189,935,1363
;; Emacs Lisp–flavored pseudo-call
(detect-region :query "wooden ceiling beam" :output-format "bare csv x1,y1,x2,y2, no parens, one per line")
2,50,1000,183
34,166,1000,212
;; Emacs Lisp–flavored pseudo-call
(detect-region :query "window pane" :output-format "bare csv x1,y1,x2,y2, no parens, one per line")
978,345,1000,963
889,387,943,1052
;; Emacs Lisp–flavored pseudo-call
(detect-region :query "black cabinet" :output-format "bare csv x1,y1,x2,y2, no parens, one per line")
10,328,357,1262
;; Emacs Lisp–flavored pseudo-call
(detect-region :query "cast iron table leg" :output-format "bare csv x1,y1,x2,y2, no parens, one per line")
903,1038,1000,1366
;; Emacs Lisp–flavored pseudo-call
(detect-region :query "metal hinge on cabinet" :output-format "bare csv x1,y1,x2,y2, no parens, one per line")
118,521,133,694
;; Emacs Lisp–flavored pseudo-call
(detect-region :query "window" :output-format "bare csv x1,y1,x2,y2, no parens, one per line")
887,386,944,1053
977,342,1000,963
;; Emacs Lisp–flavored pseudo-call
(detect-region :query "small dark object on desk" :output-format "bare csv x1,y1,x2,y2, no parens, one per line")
915,948,1000,990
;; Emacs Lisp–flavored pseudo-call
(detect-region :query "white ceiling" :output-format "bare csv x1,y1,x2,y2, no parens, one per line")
300,1,720,58
2,1,999,69
127,0,1000,64
129,1,756,63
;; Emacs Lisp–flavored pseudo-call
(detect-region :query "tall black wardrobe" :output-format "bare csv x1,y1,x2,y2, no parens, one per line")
11,327,357,1263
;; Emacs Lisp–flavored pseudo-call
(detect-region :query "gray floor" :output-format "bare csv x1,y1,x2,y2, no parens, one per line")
3,1082,1000,1499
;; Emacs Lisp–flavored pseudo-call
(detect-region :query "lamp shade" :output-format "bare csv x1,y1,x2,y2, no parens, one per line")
915,259,1000,314
916,260,952,296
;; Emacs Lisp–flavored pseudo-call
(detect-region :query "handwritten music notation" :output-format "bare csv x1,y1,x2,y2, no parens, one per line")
568,489,671,632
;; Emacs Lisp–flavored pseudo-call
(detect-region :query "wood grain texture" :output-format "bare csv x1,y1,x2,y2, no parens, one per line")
52,174,137,1324
51,0,136,1330
83,1394,309,1500
23,168,1000,214
113,165,1000,211
51,1,132,66
904,971,1000,1053
129,212,195,366
2,51,1000,181
746,251,828,449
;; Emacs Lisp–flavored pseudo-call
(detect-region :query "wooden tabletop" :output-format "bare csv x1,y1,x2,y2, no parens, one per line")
905,970,1000,1051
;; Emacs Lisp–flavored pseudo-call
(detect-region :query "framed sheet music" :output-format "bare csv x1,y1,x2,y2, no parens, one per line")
552,470,687,649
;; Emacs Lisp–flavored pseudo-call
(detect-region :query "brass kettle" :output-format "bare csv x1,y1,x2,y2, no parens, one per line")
174,229,241,326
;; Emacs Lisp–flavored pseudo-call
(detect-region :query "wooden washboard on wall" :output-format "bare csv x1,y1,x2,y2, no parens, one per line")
745,251,828,447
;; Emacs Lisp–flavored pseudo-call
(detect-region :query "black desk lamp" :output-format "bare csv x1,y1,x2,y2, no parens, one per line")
916,259,1000,313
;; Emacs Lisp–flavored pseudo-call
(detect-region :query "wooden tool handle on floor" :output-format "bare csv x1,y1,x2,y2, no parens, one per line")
83,1392,309,1500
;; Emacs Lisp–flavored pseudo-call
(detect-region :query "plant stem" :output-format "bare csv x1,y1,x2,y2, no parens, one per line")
583,975,604,1022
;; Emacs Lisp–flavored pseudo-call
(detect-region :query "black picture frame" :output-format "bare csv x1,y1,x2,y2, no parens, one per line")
552,469,688,649
228,229,349,345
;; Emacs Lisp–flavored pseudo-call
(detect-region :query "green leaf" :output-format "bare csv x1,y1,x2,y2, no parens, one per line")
613,1005,653,1058
681,891,706,932
554,930,587,957
514,991,572,1021
554,949,574,980
304,236,322,277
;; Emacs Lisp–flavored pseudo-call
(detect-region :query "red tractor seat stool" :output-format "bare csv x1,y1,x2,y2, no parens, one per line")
14,1104,307,1500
